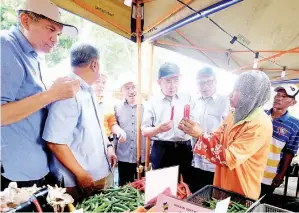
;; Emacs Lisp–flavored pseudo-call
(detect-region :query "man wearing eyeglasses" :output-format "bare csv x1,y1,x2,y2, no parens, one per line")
261,84,299,200
189,67,229,193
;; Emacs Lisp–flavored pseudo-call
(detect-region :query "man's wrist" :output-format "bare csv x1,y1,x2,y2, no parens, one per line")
107,143,114,149
43,89,57,103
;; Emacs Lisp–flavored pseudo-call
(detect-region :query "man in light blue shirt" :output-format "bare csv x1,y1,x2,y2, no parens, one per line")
189,67,229,193
43,44,117,198
1,0,79,190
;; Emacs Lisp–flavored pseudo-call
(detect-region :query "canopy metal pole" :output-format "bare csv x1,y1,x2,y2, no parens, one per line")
147,0,242,42
145,43,154,172
233,46,299,72
136,1,143,180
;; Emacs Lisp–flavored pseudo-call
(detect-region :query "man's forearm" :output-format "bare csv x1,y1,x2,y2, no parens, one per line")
47,142,85,177
142,126,160,137
1,91,55,126
278,152,293,176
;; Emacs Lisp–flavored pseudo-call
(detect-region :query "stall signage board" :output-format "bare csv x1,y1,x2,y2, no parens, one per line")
155,194,213,212
145,166,179,203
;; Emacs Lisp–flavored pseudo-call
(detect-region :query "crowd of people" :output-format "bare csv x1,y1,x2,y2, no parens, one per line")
1,0,299,203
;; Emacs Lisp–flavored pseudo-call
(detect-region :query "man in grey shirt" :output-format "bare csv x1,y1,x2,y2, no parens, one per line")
114,75,146,186
189,67,229,193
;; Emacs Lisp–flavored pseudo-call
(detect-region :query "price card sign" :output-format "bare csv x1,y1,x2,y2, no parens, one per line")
145,166,178,203
215,197,230,213
155,194,213,212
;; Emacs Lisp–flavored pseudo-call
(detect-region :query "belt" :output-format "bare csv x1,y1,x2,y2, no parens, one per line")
153,140,191,146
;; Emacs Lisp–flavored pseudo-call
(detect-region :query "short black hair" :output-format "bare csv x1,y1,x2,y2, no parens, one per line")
70,44,99,67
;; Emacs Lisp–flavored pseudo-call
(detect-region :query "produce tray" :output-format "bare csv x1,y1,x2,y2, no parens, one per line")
248,204,293,213
187,185,256,209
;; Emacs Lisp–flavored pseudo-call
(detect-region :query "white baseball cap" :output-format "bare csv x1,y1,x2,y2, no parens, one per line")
18,0,78,37
274,84,299,101
118,73,137,89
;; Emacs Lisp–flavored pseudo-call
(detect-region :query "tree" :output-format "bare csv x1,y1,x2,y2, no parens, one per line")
0,0,137,77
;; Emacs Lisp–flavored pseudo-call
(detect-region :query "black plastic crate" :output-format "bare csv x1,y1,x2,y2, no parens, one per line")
187,185,256,209
249,204,293,213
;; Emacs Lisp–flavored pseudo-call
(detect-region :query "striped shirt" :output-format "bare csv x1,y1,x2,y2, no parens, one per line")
262,109,299,185
114,101,146,163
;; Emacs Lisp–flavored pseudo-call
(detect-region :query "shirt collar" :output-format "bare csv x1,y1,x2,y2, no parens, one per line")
234,107,263,126
267,108,290,121
10,26,37,57
157,90,180,101
198,92,218,101
70,72,92,91
123,99,138,107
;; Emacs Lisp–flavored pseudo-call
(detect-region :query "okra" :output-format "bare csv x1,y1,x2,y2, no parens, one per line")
114,203,130,211
117,196,135,202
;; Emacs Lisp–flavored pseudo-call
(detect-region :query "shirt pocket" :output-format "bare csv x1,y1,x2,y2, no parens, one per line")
206,110,225,132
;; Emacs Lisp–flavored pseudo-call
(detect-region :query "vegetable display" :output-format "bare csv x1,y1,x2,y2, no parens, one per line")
128,178,145,191
128,176,191,200
75,186,144,212
176,175,192,199
189,197,248,213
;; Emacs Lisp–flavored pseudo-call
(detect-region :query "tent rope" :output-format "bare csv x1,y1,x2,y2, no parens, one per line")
176,0,285,69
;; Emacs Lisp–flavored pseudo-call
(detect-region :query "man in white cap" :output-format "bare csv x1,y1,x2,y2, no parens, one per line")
261,84,299,200
114,74,146,186
1,0,79,190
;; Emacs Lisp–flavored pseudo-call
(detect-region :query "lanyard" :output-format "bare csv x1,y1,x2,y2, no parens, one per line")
89,89,112,172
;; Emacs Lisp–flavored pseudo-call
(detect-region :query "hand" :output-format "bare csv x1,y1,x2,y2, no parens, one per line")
178,118,203,138
158,120,173,133
271,174,284,187
75,170,95,189
107,146,118,169
117,129,127,143
48,77,80,101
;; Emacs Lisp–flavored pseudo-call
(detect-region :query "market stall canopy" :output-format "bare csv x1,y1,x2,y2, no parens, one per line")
53,0,299,82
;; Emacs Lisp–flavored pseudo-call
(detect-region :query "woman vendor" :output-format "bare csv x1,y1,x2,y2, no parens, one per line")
179,70,273,200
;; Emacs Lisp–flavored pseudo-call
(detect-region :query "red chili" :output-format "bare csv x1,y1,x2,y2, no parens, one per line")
184,104,190,119
170,106,175,120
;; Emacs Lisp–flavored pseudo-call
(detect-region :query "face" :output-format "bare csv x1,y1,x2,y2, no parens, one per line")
121,82,137,103
197,75,216,98
229,90,240,108
94,74,107,97
158,76,180,97
20,13,63,53
273,89,296,110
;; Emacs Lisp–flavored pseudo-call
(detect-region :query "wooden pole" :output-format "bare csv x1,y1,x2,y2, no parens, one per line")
136,1,143,180
145,43,154,171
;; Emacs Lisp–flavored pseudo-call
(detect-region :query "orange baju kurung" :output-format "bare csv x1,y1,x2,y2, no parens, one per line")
194,108,272,199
